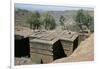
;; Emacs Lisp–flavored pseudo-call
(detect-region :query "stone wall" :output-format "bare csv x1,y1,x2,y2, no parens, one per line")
60,40,73,56
30,41,53,63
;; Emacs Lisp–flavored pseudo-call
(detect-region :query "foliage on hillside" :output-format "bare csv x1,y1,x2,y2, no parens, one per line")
15,8,94,32
26,12,42,29
59,15,66,30
43,13,56,30
75,9,94,32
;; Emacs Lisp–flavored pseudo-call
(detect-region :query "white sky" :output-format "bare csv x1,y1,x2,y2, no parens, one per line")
15,3,94,11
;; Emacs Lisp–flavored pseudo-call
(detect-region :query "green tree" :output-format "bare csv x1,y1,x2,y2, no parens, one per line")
75,9,85,30
26,11,41,29
75,9,94,32
59,15,65,30
83,14,94,28
43,14,56,30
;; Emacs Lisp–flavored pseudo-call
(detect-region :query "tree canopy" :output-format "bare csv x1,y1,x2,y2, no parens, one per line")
43,13,56,30
26,11,41,29
59,15,66,30
75,9,94,32
27,12,56,30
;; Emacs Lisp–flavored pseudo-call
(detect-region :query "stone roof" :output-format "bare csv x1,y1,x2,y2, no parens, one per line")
15,26,78,43
30,30,79,45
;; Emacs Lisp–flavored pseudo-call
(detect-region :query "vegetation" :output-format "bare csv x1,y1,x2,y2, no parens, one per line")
15,9,29,14
26,12,42,29
15,8,93,32
59,15,66,30
84,14,94,32
75,9,94,32
43,13,56,30
26,12,56,30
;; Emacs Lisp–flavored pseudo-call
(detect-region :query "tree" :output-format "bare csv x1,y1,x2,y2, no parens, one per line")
75,9,85,30
83,14,93,28
43,14,56,30
75,9,93,31
26,11,41,29
59,15,65,30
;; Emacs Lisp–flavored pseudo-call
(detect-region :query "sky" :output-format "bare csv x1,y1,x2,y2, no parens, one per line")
15,3,94,12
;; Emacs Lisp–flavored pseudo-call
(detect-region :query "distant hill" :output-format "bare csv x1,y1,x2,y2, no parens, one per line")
15,9,33,27
15,9,94,32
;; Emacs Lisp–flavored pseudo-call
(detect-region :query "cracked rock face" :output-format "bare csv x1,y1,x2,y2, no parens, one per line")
53,34,94,63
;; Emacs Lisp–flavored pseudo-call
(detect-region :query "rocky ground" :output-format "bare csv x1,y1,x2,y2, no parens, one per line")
53,34,94,63
15,57,32,65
